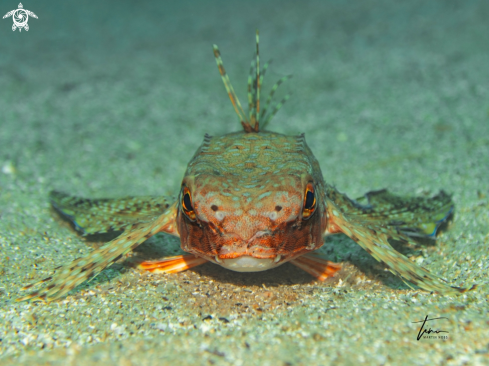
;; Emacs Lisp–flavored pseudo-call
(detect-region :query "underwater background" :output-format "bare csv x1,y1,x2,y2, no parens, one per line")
0,0,488,364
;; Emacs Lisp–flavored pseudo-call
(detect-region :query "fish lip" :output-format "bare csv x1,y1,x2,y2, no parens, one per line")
246,244,278,259
215,229,276,259
218,244,278,259
218,244,248,259
217,240,278,259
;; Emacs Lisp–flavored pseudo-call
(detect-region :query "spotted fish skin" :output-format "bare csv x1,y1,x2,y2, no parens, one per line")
18,32,474,302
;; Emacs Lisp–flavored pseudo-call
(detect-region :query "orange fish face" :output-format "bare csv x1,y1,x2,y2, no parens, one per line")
176,131,327,271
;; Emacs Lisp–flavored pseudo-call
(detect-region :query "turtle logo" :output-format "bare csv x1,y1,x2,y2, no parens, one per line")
3,3,38,32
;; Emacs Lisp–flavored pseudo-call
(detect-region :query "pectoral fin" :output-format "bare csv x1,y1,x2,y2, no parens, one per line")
325,186,474,295
50,191,176,236
18,202,178,302
354,189,453,238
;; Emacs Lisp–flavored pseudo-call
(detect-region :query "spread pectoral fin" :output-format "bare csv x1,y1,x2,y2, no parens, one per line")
325,187,474,295
18,202,178,302
354,189,453,238
50,191,175,235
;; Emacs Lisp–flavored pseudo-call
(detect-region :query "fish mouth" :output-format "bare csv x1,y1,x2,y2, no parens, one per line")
216,230,277,258
215,242,284,272
218,243,277,259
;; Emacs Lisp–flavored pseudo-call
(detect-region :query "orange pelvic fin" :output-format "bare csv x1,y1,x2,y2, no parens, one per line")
290,254,342,281
137,254,208,274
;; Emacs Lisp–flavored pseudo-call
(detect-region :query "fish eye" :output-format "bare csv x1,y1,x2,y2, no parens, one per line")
302,183,316,219
181,186,196,220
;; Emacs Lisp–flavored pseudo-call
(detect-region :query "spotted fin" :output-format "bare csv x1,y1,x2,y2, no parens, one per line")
325,186,474,295
18,202,178,302
50,191,174,235
354,189,453,238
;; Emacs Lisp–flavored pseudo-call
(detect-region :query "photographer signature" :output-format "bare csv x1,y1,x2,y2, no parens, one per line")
412,315,449,341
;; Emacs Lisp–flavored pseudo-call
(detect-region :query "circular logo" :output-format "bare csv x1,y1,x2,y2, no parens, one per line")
12,9,28,28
